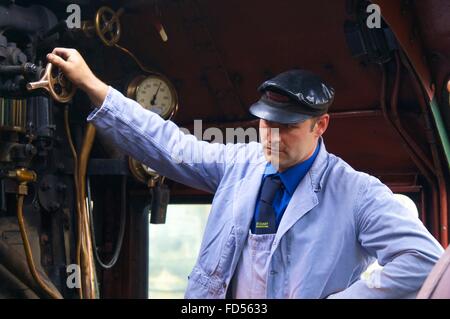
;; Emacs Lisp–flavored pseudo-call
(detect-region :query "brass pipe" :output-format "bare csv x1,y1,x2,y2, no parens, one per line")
78,123,98,299
64,108,99,298
114,43,155,74
16,177,62,299
64,106,84,298
0,240,55,298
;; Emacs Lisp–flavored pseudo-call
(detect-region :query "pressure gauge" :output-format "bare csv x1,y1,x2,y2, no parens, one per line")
126,73,178,185
126,74,178,120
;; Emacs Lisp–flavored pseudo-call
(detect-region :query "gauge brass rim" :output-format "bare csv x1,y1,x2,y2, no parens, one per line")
126,73,178,183
126,73,178,120
128,157,159,184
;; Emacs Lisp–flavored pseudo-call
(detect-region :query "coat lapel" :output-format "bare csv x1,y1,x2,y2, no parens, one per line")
272,172,319,250
232,138,330,252
272,139,330,251
233,160,266,245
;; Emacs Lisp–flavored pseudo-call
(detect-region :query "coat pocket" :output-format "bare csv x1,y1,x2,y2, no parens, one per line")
212,225,236,277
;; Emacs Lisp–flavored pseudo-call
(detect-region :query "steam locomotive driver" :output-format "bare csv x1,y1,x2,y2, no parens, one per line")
47,48,443,299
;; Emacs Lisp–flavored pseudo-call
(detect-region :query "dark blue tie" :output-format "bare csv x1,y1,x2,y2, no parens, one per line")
254,175,282,234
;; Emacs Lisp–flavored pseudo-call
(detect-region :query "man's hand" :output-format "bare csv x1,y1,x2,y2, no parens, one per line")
47,48,109,107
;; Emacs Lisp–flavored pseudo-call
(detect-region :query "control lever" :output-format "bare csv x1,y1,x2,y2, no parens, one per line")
26,63,76,103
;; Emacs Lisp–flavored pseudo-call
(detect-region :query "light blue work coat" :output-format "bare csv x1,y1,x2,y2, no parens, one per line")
88,87,444,299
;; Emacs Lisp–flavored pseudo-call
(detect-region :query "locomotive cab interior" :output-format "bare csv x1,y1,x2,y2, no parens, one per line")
0,0,449,299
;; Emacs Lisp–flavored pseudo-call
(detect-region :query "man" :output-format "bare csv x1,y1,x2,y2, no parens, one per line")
47,48,443,299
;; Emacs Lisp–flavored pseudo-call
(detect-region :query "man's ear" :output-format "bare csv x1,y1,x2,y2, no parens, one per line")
314,114,330,137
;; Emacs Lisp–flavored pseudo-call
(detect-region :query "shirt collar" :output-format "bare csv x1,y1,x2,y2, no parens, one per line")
264,140,321,195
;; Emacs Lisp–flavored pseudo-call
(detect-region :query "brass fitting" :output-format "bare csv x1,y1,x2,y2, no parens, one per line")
8,168,37,183
8,168,37,195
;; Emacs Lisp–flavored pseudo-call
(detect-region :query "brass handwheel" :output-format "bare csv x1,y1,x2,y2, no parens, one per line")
27,63,76,103
95,6,124,47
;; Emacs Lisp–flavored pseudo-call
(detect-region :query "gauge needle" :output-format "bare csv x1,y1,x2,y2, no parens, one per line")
150,82,162,105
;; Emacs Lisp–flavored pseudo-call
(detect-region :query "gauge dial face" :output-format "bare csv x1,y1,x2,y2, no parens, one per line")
126,74,178,183
134,75,177,119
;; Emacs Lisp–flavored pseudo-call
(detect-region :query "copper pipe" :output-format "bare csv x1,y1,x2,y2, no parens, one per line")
78,123,98,298
17,193,62,299
379,63,439,237
399,52,449,247
64,106,84,298
114,44,155,74
65,108,99,298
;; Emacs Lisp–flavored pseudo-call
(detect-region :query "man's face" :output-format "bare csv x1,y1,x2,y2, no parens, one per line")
259,114,330,172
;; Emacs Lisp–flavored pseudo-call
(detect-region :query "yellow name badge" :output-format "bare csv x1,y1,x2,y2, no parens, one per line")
256,222,269,229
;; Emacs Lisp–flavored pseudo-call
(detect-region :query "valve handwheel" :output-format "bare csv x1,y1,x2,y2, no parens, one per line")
27,63,76,103
95,6,124,47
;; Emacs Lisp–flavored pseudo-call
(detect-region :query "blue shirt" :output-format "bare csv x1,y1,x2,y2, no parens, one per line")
251,142,321,233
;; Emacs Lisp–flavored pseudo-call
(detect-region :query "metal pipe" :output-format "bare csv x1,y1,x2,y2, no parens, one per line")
78,123,98,299
390,53,435,172
379,63,440,237
26,80,49,91
399,52,449,247
387,55,442,238
17,193,62,299
0,4,57,34
0,63,38,76
386,55,443,239
64,105,83,298
0,239,58,298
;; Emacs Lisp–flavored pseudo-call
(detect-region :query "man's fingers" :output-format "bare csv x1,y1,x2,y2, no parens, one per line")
47,53,68,70
51,47,73,60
